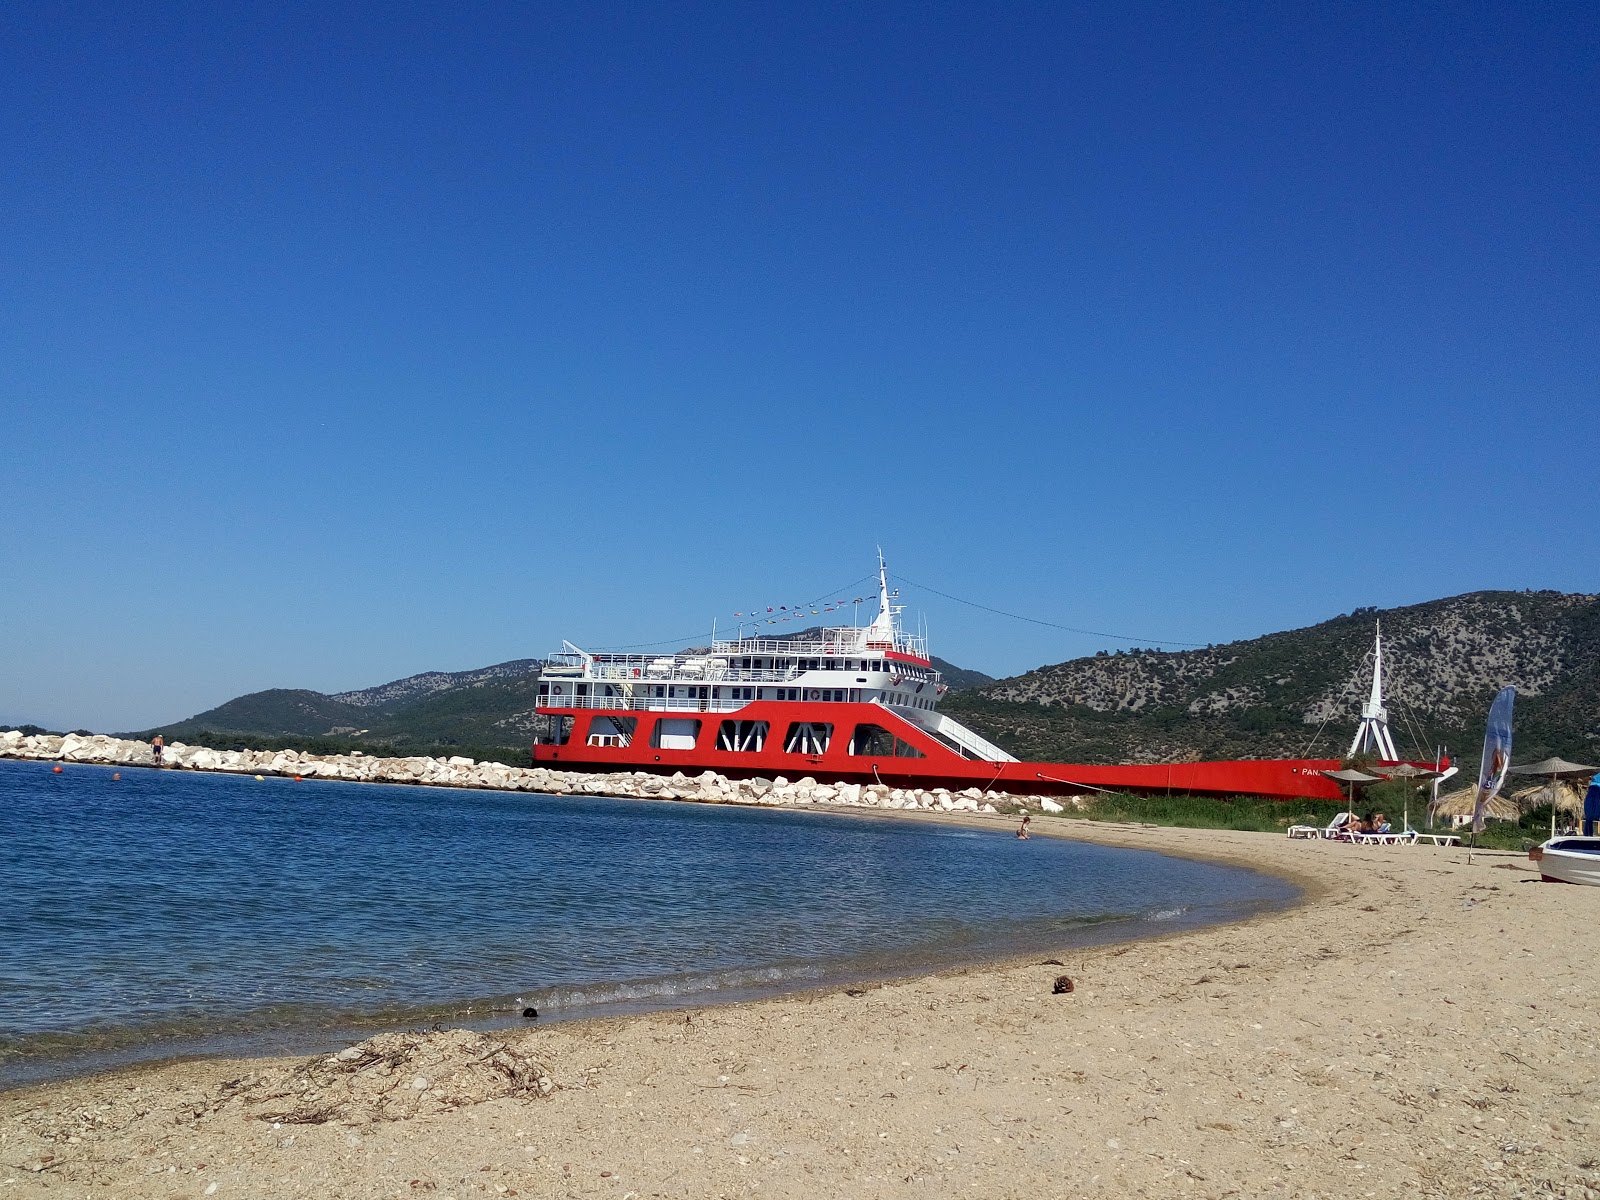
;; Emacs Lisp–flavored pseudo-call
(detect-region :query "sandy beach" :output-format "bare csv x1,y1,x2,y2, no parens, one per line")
3,814,1597,1199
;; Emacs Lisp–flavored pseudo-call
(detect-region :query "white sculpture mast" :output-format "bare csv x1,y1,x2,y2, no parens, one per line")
1348,620,1400,761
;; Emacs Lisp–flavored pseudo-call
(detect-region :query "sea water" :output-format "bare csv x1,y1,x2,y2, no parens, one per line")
0,759,1296,1086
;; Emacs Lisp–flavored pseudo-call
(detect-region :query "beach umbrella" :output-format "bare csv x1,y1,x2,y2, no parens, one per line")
1321,768,1381,822
1374,763,1439,833
1507,756,1598,778
1507,757,1597,838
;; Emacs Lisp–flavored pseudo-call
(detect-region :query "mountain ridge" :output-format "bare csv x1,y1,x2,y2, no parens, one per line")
143,588,1599,774
943,588,1599,770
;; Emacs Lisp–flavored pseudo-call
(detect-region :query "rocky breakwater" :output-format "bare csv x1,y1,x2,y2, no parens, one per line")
0,730,1070,814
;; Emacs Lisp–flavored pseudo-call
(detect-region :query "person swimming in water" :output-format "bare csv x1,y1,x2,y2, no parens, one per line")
1017,813,1031,839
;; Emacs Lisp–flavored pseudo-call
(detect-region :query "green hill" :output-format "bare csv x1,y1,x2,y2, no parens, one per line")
930,656,993,691
158,689,374,740
944,589,1600,775
140,589,1600,777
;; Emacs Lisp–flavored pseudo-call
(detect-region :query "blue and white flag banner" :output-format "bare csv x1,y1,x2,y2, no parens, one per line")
1472,686,1517,835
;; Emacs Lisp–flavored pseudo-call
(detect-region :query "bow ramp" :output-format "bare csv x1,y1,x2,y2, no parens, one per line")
891,706,1019,762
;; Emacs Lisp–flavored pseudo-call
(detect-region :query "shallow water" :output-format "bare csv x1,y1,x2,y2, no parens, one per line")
0,759,1296,1086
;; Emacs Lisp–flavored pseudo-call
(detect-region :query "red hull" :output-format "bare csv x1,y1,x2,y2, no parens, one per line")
532,700,1403,802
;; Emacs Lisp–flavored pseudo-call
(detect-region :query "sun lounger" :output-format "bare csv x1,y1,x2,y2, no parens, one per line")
1288,813,1355,840
1353,831,1417,845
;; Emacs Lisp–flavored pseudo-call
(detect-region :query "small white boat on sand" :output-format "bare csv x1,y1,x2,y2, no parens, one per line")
1529,837,1600,886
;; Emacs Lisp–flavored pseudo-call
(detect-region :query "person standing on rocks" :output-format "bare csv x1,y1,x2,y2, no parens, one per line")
150,733,164,768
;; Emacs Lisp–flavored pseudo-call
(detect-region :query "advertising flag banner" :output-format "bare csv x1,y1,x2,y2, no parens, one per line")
1472,686,1517,834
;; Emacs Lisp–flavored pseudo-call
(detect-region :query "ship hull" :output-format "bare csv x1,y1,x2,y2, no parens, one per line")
533,699,1361,802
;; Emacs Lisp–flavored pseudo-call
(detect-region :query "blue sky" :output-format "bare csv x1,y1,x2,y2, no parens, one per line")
3,1,1596,732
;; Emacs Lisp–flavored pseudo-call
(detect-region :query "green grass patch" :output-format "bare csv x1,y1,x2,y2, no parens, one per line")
1058,791,1353,832
1042,790,1563,854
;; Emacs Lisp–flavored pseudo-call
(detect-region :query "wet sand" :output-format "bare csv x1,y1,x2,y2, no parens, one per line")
3,815,1597,1199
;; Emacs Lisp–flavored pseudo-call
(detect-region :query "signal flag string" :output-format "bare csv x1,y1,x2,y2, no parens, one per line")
889,572,1209,649
588,573,880,651
589,571,1208,653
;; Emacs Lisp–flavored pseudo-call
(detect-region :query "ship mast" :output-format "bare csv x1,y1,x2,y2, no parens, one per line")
1347,620,1400,761
865,549,897,645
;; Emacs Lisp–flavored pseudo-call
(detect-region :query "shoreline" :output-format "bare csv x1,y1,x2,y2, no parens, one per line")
0,807,1299,1093
5,819,1596,1196
0,731,1060,815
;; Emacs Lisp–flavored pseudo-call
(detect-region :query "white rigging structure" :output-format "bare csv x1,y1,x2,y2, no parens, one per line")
1348,621,1400,761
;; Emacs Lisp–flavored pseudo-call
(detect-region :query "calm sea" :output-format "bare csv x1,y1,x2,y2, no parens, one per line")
0,759,1295,1086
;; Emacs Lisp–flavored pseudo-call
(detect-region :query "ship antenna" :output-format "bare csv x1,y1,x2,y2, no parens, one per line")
867,549,895,644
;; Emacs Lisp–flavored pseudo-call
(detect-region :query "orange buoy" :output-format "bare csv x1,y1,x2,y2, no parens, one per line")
52,765,63,773
113,772,121,780
294,775,303,782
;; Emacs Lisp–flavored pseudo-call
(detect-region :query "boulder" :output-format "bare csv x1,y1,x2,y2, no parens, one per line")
1039,797,1065,814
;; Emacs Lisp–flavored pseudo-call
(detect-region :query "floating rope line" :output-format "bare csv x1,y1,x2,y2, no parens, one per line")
889,573,1208,648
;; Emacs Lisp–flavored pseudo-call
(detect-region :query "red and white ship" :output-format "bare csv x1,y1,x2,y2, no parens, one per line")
533,559,1417,801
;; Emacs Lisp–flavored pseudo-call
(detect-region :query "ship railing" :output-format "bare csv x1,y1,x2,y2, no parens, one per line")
711,635,864,656
540,694,770,714
711,633,929,659
572,666,799,685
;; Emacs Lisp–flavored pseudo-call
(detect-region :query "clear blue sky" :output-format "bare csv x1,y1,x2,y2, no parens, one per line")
3,1,1596,733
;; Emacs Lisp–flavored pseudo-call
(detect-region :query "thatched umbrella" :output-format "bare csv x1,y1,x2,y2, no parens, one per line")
1509,778,1585,821
1430,783,1519,825
1507,757,1597,838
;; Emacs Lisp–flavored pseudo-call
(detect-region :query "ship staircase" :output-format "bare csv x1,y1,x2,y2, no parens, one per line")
890,706,1019,763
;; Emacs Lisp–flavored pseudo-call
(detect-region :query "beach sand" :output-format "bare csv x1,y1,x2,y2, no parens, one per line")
3,816,1597,1199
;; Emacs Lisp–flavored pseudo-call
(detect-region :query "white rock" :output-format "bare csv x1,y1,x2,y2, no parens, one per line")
1040,797,1064,813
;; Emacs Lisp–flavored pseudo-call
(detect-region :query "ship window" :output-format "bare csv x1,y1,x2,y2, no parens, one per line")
782,721,833,755
848,724,924,758
544,715,575,746
586,715,637,748
649,718,702,750
716,720,769,752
